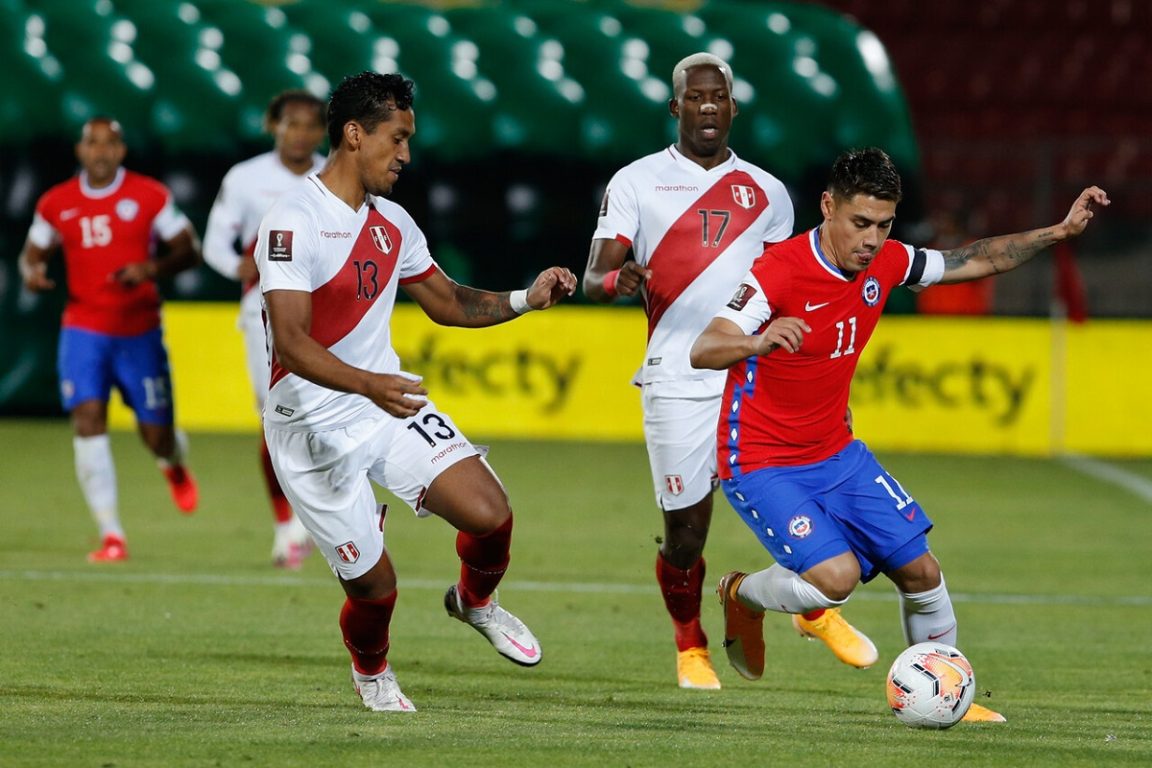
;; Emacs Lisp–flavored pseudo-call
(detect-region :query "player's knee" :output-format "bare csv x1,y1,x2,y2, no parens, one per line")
803,557,860,603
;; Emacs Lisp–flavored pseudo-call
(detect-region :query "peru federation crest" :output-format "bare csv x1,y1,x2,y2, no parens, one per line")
664,475,684,496
731,184,756,210
369,225,393,254
336,541,360,563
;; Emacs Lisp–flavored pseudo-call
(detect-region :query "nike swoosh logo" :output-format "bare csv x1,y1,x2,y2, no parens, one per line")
927,624,957,641
503,633,539,658
904,509,916,521
805,301,830,311
60,208,81,220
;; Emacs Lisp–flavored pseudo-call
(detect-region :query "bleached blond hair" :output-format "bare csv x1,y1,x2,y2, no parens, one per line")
671,52,734,98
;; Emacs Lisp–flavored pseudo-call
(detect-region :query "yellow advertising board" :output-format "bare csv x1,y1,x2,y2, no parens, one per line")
110,304,1151,457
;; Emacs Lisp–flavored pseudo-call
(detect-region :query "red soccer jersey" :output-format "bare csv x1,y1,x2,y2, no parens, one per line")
28,169,188,335
715,229,938,475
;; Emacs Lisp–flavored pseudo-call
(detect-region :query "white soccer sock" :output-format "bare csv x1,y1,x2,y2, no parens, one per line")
73,434,122,538
156,429,189,469
738,563,844,614
899,575,958,645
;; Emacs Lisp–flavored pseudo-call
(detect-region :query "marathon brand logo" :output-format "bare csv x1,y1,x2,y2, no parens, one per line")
727,283,757,311
853,345,1035,426
654,184,699,192
398,335,581,412
268,230,294,261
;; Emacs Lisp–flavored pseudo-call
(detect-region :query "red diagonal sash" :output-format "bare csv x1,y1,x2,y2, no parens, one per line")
269,207,401,387
644,170,767,338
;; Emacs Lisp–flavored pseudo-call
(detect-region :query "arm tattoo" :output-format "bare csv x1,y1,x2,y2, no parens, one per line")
944,228,1058,275
453,283,517,323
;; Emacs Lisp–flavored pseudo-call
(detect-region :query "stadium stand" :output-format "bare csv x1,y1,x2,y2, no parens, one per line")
3,0,1144,413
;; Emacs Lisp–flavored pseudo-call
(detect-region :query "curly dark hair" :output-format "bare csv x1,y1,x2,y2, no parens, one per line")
326,72,415,149
265,89,325,126
827,147,903,203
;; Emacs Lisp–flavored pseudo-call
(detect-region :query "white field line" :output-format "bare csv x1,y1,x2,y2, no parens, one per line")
1,569,1148,606
1060,453,1152,504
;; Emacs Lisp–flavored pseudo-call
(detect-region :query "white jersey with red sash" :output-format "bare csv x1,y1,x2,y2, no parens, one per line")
715,229,946,475
256,175,436,432
593,145,793,397
204,150,326,293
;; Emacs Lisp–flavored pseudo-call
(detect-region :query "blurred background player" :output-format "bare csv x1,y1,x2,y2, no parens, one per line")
915,205,994,315
204,90,327,569
258,72,577,712
692,146,1109,722
18,117,201,563
584,52,878,689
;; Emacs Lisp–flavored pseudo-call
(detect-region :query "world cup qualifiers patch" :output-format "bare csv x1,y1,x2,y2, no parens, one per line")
727,283,757,311
268,230,294,261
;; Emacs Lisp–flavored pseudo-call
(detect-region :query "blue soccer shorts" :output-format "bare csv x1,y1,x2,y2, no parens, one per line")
721,440,933,582
58,326,175,426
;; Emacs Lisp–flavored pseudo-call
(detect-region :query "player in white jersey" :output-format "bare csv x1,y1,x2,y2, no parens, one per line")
584,53,875,689
257,72,577,713
204,91,326,569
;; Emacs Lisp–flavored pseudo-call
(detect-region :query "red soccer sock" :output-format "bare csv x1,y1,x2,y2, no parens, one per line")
260,438,293,524
802,608,827,621
340,592,397,676
455,514,513,607
656,553,708,651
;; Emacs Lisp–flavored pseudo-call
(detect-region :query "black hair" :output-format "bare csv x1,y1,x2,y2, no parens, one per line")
265,89,325,125
827,147,903,203
326,72,415,149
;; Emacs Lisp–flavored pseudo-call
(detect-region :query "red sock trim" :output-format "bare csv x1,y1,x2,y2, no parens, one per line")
456,514,513,607
802,608,826,621
656,553,708,651
340,592,397,676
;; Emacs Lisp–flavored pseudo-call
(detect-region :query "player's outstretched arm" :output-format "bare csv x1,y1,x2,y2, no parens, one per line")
264,288,430,418
404,266,577,328
938,186,1109,285
584,238,651,303
18,240,56,292
690,316,811,370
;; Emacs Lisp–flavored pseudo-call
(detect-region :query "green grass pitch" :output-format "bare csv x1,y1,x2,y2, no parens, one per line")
1,420,1150,767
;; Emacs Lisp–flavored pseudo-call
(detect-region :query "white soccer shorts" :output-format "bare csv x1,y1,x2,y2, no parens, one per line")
239,288,270,412
265,401,480,580
641,388,721,512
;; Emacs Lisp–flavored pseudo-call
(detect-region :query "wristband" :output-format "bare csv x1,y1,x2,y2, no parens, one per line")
509,288,532,315
602,268,620,298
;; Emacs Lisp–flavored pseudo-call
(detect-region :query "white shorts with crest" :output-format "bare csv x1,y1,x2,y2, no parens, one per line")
265,400,480,579
641,387,721,512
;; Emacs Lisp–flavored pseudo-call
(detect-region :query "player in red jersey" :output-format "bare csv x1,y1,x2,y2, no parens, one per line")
18,117,202,563
584,53,874,689
204,90,327,569
692,147,1109,722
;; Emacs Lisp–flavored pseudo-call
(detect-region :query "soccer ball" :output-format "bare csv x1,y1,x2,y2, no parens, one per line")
885,642,976,729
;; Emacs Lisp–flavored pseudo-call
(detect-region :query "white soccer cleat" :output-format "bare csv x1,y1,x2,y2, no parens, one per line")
271,517,314,569
444,585,542,667
352,664,416,713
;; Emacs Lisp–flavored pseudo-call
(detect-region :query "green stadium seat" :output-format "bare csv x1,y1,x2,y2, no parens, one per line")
441,7,582,153
279,2,377,83
354,4,500,160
